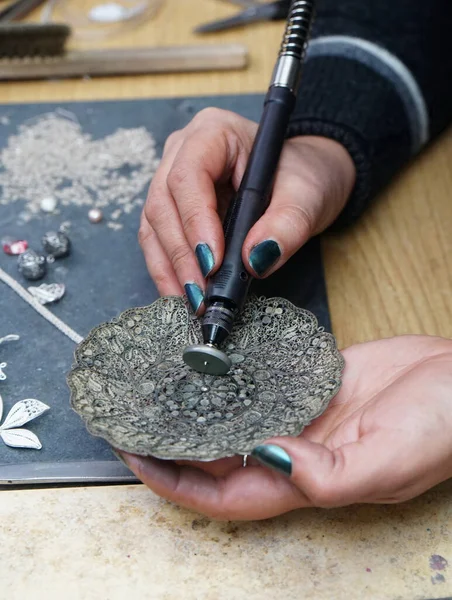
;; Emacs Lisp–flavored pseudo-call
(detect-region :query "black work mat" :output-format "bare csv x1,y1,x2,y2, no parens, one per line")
0,95,330,486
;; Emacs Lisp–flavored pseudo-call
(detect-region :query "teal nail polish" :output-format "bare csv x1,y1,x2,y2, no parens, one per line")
251,444,292,476
195,243,215,278
248,240,281,276
184,282,204,314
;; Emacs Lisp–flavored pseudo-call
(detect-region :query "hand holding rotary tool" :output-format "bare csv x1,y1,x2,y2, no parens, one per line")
183,0,317,375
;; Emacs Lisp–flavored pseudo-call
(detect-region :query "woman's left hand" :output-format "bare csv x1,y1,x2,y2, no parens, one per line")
119,335,452,520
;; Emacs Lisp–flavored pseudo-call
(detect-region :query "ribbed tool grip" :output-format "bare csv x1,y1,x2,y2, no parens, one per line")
279,0,315,60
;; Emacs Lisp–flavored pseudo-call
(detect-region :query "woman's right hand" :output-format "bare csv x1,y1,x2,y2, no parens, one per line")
140,108,356,313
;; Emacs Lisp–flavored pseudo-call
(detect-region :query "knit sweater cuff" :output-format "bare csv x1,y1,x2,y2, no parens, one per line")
286,55,412,228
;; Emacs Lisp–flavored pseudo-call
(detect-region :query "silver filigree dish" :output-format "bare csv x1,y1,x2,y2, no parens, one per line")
68,296,345,461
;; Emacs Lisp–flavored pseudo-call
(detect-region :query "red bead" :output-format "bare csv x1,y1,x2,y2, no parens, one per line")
2,240,29,255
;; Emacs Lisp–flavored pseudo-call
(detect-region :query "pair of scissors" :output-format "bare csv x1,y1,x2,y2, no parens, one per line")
194,0,291,34
0,0,46,22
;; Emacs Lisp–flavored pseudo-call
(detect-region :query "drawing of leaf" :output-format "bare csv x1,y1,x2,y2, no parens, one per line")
0,428,42,449
0,399,50,430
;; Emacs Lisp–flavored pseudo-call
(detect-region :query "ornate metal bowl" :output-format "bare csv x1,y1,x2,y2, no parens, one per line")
68,296,344,461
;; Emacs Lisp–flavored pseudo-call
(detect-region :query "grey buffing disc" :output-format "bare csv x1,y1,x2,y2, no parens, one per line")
183,344,232,376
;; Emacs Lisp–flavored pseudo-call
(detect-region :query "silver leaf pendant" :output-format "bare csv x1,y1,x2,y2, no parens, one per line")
0,429,42,450
28,283,66,305
1,398,50,429
0,395,50,450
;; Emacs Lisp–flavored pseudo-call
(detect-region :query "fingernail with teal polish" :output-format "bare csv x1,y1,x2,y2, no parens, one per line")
248,240,281,276
251,444,292,476
184,282,204,314
195,243,215,278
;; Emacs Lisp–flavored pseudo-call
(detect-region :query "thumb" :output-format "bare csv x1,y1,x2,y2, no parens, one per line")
251,431,405,508
243,136,355,278
243,197,314,279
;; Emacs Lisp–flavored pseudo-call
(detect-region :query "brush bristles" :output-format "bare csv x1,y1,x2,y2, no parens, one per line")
0,23,70,59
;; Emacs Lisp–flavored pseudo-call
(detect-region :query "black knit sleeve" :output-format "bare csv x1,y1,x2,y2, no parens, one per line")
287,0,452,227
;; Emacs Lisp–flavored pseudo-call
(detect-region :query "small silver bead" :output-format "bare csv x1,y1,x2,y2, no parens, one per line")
40,197,57,213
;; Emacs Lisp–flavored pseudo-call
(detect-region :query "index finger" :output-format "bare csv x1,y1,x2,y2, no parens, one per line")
167,111,257,278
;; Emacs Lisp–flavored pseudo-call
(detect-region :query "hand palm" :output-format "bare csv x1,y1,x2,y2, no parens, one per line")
121,336,452,520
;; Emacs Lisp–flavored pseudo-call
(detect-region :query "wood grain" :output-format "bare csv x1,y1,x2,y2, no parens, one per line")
324,129,452,348
0,0,282,103
0,44,248,80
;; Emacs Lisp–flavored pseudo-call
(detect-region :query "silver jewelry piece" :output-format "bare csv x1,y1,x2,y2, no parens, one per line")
69,296,345,461
242,454,248,468
17,249,47,281
0,267,83,344
0,394,50,449
28,283,66,305
41,231,71,259
0,363,7,381
0,334,20,345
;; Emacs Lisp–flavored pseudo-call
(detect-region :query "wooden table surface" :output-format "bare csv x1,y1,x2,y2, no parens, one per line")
1,1,452,599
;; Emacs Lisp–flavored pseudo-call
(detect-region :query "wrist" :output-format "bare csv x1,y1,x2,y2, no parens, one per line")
290,135,357,233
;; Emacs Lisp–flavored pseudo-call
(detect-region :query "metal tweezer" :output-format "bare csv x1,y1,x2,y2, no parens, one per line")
194,0,291,34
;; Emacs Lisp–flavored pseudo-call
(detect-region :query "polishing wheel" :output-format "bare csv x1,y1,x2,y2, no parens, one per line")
183,344,232,376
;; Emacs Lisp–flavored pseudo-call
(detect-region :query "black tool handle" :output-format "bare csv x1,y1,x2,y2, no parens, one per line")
205,0,315,317
206,85,296,310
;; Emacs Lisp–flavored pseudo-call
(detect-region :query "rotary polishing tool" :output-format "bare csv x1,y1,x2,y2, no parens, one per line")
183,0,316,376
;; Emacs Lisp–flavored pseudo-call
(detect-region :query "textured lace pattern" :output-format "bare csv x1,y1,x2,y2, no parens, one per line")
68,296,344,460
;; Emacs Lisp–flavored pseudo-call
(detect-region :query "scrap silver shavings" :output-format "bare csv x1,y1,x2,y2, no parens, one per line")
0,110,160,228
